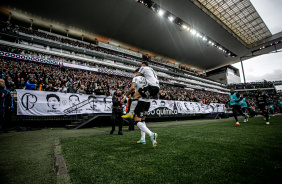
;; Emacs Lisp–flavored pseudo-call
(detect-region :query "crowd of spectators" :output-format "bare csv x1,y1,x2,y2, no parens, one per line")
227,81,275,89
1,21,211,79
0,45,137,74
0,45,209,91
1,57,230,104
2,22,280,109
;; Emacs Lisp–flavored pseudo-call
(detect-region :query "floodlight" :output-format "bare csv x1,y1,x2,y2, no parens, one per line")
168,16,175,21
209,41,214,46
190,29,197,35
196,33,203,38
182,25,187,29
158,9,165,16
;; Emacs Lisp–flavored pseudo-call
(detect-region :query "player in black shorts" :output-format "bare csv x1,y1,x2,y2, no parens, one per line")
134,99,157,147
256,88,270,125
122,62,160,119
121,68,158,147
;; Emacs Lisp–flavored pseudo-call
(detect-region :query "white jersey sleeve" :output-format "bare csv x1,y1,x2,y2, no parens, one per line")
138,66,160,87
132,76,148,91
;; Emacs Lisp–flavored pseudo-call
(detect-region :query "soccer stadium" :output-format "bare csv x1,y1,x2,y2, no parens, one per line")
0,0,282,183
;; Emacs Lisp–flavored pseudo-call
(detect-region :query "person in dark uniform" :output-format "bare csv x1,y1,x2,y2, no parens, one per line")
0,79,13,134
249,101,256,118
229,88,246,126
240,94,249,122
278,96,282,114
256,88,270,125
110,89,124,135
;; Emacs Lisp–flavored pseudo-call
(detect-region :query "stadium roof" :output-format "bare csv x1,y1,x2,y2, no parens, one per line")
190,0,272,47
0,0,281,72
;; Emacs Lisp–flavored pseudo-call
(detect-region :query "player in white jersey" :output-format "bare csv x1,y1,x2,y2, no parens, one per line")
122,62,160,119
121,68,158,148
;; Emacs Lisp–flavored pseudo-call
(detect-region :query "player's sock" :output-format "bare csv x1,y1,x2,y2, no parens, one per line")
141,131,146,140
136,122,152,136
141,121,146,140
129,99,138,115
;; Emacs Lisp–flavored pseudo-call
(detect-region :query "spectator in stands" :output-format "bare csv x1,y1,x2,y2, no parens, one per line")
76,85,86,95
67,83,77,93
85,87,93,95
54,84,61,92
25,78,37,90
59,84,68,93
159,90,166,99
20,69,28,81
37,78,45,91
95,86,105,95
45,83,55,91
19,78,26,89
15,78,22,89
5,77,15,91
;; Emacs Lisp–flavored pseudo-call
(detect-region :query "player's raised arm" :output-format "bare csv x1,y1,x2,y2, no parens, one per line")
124,82,137,98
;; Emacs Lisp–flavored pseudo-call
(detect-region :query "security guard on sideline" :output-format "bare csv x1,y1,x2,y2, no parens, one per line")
0,79,13,133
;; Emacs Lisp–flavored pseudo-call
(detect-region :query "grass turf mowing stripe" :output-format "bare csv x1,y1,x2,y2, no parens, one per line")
60,116,282,184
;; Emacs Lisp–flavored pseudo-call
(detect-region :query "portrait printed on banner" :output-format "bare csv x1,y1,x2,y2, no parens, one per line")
46,94,61,112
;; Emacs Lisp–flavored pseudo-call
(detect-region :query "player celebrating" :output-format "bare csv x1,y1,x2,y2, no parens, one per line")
256,88,270,125
240,94,249,122
229,88,246,126
121,69,158,147
122,61,160,119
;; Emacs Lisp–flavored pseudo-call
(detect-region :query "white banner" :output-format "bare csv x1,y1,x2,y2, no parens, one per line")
16,90,227,116
16,89,112,116
175,101,225,114
149,100,175,112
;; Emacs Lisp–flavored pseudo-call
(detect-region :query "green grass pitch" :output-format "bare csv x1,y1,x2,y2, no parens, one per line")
0,116,282,184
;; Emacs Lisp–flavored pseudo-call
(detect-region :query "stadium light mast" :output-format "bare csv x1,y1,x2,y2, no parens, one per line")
240,57,246,83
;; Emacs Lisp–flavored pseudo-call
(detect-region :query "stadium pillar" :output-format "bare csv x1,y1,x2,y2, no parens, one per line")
240,57,246,83
8,12,12,23
50,25,52,33
30,19,33,29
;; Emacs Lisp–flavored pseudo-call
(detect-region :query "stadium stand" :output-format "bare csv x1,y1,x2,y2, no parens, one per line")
0,22,227,89
0,56,229,104
0,20,281,127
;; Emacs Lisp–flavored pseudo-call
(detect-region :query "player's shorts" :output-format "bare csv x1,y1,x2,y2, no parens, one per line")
138,85,159,98
258,105,268,111
134,101,150,119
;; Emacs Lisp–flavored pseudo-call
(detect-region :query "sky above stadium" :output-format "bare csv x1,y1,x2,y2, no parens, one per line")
232,0,282,88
